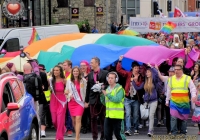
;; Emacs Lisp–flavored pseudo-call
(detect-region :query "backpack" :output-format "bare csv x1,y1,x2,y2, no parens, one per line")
23,73,40,101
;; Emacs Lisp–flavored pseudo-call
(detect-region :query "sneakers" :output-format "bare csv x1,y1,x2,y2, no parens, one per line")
67,130,73,137
125,130,132,136
194,123,198,127
134,130,139,135
157,121,161,127
41,130,46,137
160,120,164,126
147,131,153,137
138,124,143,129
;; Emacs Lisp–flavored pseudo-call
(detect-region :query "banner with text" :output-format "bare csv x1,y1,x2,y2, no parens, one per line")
129,17,200,33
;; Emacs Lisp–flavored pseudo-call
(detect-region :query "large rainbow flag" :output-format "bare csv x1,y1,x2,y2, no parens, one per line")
160,21,177,35
28,27,41,45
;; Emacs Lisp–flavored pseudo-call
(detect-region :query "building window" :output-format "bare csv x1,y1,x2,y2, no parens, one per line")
57,0,68,8
127,0,135,8
136,0,140,14
127,9,136,23
121,0,140,15
121,0,126,14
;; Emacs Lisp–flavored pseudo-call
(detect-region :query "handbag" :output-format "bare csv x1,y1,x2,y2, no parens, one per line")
140,94,150,120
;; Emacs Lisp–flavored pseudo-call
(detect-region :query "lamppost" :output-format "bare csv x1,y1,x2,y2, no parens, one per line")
49,0,51,25
32,0,35,26
28,6,32,27
94,3,97,28
69,4,71,24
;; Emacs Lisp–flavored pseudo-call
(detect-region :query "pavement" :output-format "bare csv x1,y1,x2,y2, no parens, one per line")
41,119,200,140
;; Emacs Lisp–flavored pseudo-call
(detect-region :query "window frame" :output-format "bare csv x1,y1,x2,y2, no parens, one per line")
1,82,15,113
9,79,24,103
3,38,20,52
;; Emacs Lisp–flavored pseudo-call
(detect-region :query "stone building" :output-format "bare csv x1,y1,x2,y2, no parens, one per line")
40,0,122,33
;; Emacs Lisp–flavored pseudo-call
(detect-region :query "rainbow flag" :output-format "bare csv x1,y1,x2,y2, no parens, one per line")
28,27,41,45
160,21,177,35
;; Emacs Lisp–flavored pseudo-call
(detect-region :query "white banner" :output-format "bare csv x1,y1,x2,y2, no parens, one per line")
129,17,200,33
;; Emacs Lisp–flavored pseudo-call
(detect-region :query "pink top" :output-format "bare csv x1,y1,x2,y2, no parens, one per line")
74,80,82,101
55,81,65,94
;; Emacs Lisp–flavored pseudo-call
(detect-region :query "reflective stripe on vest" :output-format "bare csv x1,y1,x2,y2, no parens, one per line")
169,74,190,103
105,86,125,119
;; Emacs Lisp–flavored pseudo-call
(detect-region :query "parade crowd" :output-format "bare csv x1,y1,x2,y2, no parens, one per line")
1,32,200,140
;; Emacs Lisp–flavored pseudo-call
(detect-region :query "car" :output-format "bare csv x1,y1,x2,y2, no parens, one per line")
0,72,40,140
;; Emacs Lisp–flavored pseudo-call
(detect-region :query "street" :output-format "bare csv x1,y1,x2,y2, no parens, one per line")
42,119,199,140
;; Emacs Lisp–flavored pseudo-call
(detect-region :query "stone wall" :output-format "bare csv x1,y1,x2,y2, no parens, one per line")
42,0,122,33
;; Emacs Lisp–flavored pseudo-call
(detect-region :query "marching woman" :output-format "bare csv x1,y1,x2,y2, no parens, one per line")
143,64,159,137
65,66,87,140
49,65,67,140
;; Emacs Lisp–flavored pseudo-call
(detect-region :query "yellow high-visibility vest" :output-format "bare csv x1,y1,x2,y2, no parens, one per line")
168,74,191,116
105,86,125,119
44,76,51,102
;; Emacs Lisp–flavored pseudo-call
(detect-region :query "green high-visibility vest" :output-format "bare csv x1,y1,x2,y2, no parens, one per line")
105,86,125,119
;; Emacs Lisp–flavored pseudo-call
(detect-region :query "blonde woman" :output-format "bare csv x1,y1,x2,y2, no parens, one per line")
65,66,87,140
143,64,159,137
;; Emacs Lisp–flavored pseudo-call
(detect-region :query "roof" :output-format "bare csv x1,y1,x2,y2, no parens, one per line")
0,24,78,39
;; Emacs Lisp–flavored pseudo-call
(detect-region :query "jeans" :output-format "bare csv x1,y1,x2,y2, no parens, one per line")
124,98,139,131
104,118,126,140
65,104,73,131
171,116,187,135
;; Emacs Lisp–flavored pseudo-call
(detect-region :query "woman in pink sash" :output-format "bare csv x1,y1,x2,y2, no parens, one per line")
65,66,87,140
50,65,67,140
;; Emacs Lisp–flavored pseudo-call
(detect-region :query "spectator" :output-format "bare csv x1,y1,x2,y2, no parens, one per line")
91,27,99,33
80,24,88,33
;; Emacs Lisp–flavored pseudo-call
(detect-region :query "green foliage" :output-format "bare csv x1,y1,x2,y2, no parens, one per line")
76,19,91,33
